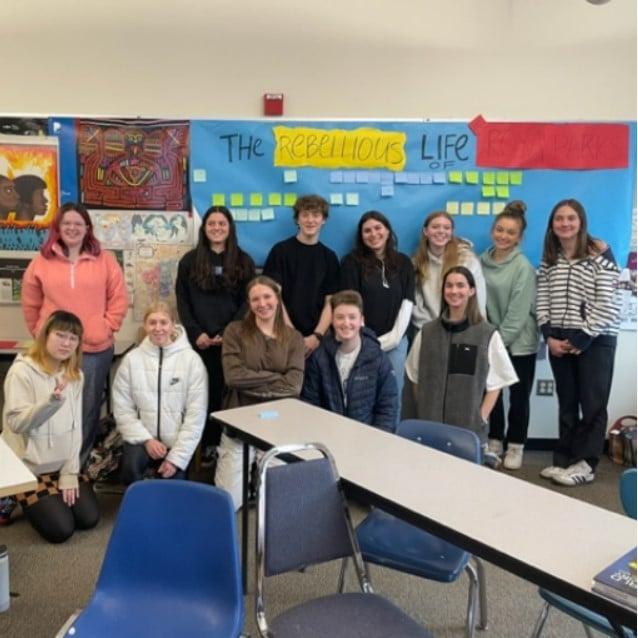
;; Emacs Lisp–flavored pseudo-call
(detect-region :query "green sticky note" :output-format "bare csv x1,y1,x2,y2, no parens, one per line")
482,185,496,198
510,171,523,185
448,170,463,184
284,192,297,206
465,171,479,184
211,193,225,206
268,193,283,206
496,185,510,198
230,193,244,207
496,172,509,185
482,172,495,185
249,193,263,206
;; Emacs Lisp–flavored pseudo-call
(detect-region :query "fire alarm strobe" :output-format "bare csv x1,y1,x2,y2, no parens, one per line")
263,93,284,116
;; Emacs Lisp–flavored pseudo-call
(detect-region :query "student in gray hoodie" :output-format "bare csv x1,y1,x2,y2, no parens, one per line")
480,201,538,471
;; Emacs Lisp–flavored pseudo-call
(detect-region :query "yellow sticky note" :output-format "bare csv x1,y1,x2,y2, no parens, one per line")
249,193,263,206
465,171,479,184
446,201,460,215
268,193,283,206
482,172,495,185
496,172,509,185
509,171,523,185
460,202,474,215
211,193,225,206
476,202,491,215
261,208,275,221
448,171,463,184
330,193,344,205
496,185,510,198
492,202,506,215
230,193,244,207
284,193,297,206
482,186,496,198
345,192,359,206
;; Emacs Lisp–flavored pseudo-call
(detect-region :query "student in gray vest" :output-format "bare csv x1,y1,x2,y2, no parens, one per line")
404,266,518,467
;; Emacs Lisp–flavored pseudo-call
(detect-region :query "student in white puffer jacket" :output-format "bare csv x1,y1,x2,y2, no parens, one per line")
113,301,208,485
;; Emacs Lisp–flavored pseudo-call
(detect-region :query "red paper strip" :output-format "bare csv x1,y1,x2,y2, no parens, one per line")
469,115,629,169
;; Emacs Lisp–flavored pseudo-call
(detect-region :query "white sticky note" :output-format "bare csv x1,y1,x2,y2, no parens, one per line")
345,192,359,206
261,208,275,221
330,193,344,205
192,169,207,183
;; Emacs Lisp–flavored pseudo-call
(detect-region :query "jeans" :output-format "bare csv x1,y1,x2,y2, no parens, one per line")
384,335,408,429
80,346,114,467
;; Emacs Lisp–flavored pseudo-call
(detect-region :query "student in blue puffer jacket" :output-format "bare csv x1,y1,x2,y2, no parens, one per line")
301,289,398,432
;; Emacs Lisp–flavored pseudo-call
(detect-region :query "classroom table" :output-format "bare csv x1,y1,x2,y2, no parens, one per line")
212,398,637,636
0,437,37,498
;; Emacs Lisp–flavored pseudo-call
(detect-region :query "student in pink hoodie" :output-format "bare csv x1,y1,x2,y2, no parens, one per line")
21,202,128,467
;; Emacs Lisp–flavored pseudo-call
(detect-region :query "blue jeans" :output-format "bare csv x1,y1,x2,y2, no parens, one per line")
384,335,408,430
80,346,114,467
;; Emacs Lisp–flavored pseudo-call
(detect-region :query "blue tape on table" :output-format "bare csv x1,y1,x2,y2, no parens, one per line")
259,410,279,419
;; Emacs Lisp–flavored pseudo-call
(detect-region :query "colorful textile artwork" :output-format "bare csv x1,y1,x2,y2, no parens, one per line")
77,119,190,211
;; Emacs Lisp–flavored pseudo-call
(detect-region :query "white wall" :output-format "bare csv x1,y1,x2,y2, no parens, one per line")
1,0,636,437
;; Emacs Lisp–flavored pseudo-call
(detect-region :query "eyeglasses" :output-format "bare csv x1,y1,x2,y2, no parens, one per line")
60,221,87,228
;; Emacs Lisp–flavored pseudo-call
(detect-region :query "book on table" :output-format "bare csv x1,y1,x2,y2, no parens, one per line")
591,546,637,610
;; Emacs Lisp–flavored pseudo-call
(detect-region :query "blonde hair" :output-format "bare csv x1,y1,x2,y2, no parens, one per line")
143,300,178,323
142,301,179,342
413,211,472,286
27,310,83,380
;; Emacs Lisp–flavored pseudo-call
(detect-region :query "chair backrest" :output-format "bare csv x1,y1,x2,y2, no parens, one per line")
258,444,358,577
619,468,637,519
398,419,481,463
95,480,242,615
255,442,373,635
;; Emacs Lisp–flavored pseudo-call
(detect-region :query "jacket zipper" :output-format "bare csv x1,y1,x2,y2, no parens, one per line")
156,347,163,441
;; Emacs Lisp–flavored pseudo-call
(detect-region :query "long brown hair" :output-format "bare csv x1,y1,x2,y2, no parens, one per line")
191,206,254,291
27,310,83,379
350,210,400,278
440,266,483,326
413,211,473,285
241,275,292,347
541,198,599,266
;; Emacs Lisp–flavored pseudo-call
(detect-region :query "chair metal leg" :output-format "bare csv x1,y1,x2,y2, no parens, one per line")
530,601,550,638
473,556,488,630
337,557,349,593
464,562,479,638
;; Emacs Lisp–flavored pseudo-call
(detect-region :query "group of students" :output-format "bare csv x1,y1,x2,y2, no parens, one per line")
0,193,621,539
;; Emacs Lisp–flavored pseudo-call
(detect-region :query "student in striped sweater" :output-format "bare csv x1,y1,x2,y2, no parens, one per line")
537,199,621,487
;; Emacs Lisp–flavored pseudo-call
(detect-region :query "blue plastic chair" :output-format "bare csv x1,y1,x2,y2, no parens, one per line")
57,480,244,638
354,419,488,638
530,467,637,638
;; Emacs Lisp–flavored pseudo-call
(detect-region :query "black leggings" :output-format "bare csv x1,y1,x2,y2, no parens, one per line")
21,480,99,544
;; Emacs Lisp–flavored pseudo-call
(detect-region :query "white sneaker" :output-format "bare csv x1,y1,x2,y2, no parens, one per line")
552,460,595,486
482,444,502,469
540,465,564,479
503,444,524,470
487,438,504,457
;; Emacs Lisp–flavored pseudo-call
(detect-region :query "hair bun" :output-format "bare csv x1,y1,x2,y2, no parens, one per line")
504,200,526,216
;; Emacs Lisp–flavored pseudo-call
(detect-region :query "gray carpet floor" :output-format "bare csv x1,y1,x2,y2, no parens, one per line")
0,450,632,638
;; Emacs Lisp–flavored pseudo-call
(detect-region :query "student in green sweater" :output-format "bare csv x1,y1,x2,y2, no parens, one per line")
479,201,539,470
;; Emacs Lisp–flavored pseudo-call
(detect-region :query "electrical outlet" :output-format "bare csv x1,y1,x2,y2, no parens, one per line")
536,379,554,396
